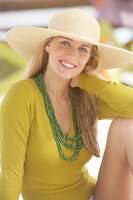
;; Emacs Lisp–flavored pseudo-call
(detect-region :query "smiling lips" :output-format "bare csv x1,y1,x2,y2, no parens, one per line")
59,60,77,69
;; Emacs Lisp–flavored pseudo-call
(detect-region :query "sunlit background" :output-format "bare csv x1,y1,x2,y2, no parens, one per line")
0,0,133,199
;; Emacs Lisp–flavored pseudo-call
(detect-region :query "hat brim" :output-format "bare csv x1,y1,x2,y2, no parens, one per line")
6,27,133,70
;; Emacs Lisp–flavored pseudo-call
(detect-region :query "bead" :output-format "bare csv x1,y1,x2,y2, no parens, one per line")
33,72,84,162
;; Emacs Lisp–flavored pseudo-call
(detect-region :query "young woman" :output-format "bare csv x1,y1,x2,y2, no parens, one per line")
0,9,133,200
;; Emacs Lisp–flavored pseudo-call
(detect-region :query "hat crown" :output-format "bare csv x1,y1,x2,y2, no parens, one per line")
48,9,100,42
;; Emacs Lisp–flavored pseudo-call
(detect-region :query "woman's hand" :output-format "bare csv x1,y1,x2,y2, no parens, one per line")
69,72,106,87
69,74,80,87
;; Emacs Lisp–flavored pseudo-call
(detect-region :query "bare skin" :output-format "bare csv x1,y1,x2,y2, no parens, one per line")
70,75,133,199
50,81,133,199
44,36,92,103
50,97,71,137
43,36,92,137
93,117,133,200
43,36,133,198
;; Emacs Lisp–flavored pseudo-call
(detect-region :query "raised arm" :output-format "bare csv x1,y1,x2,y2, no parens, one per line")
78,73,133,120
0,81,32,200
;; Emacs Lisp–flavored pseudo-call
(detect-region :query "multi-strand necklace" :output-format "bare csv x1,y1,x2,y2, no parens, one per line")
33,72,84,162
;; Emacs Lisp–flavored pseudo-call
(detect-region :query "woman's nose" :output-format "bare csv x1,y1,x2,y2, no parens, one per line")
65,54,78,66
66,47,79,60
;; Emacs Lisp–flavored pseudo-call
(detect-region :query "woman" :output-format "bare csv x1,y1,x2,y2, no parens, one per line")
0,9,133,200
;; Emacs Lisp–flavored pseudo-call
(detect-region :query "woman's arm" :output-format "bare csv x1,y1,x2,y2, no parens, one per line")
0,81,32,200
78,73,133,120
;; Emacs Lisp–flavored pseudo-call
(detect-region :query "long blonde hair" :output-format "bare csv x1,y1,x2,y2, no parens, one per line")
23,37,101,157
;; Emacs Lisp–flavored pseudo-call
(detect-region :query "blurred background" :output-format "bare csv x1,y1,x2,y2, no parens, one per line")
0,1,133,199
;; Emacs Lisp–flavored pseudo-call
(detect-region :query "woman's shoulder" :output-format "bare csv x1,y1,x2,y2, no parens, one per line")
8,77,38,96
1,78,37,106
12,77,35,90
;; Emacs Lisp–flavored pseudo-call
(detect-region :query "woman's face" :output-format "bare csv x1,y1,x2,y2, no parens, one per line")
45,36,92,79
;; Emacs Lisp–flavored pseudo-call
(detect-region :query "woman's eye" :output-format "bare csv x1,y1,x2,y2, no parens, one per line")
80,47,87,53
61,41,70,46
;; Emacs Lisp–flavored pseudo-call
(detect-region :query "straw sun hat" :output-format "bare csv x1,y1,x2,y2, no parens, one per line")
6,8,133,70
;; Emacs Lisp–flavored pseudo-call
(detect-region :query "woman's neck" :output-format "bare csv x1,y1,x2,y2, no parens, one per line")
43,67,71,103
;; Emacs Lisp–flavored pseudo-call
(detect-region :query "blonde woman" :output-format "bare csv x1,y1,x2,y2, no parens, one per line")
0,9,133,200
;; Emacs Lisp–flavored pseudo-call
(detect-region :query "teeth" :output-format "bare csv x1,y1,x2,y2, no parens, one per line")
62,61,75,68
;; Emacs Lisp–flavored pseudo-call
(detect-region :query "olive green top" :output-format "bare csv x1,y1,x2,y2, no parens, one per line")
0,73,133,200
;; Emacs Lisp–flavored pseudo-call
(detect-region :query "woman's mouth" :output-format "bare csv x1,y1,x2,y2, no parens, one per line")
59,60,77,70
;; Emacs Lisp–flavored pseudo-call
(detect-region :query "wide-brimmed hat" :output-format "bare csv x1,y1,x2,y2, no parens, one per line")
6,8,133,70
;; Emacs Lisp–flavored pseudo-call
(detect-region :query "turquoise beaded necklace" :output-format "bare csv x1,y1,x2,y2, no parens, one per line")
33,72,84,162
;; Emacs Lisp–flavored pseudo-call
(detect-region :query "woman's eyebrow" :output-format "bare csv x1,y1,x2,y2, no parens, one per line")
61,37,72,41
81,44,91,49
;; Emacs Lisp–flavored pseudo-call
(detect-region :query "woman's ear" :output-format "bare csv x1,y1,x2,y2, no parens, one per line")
45,44,50,53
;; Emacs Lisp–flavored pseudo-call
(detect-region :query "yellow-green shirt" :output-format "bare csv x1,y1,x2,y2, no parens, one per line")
0,73,133,200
